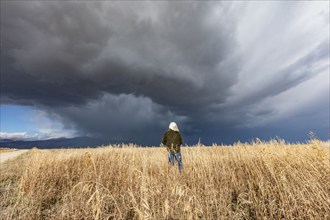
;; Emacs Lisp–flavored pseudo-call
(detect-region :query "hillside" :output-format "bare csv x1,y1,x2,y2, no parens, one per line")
0,137,110,149
0,140,329,219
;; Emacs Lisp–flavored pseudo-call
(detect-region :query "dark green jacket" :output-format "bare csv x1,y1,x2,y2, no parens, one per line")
162,129,183,153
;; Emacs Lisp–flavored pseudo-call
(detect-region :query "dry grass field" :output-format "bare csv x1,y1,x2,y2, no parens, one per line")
0,148,16,153
0,140,329,219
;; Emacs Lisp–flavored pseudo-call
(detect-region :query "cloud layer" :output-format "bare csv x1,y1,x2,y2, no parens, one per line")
1,1,329,144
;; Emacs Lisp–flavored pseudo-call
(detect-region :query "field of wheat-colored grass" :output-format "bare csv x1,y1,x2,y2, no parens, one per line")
0,140,329,219
0,148,16,153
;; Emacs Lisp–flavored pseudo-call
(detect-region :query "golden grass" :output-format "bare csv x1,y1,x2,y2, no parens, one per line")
0,148,16,153
0,140,329,219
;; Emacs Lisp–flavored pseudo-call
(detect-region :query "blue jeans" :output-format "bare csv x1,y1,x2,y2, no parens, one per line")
169,152,183,172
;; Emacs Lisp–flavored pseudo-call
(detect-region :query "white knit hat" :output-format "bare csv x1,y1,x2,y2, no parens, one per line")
169,122,179,131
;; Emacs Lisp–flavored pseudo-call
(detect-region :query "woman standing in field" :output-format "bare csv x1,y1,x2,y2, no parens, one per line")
162,122,183,172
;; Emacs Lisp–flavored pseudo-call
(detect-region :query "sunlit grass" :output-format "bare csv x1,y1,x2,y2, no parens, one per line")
1,140,329,219
0,148,16,153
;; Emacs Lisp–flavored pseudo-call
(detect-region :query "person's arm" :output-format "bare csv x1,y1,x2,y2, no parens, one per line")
162,132,171,152
179,133,183,146
162,132,167,145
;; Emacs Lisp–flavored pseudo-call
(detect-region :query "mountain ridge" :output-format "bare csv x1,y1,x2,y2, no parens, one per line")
0,137,110,149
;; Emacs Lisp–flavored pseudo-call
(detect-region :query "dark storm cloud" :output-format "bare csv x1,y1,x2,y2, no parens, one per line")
48,93,187,144
1,1,329,144
2,1,237,109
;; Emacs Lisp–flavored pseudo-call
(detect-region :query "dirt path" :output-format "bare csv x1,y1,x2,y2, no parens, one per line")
0,150,29,164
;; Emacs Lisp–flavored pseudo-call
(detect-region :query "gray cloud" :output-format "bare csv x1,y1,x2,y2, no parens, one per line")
1,1,329,144
47,93,187,144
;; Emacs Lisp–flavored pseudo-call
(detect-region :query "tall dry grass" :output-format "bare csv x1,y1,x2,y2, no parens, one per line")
0,140,329,219
0,148,16,153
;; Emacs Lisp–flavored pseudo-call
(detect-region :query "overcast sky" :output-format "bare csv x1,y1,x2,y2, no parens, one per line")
1,1,329,145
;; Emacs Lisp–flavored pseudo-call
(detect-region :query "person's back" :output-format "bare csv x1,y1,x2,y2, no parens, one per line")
162,129,182,153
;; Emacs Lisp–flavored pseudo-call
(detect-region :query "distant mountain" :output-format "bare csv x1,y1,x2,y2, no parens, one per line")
0,139,15,142
0,137,110,149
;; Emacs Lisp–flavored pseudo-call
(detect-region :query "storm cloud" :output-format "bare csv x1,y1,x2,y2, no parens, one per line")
1,1,329,145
